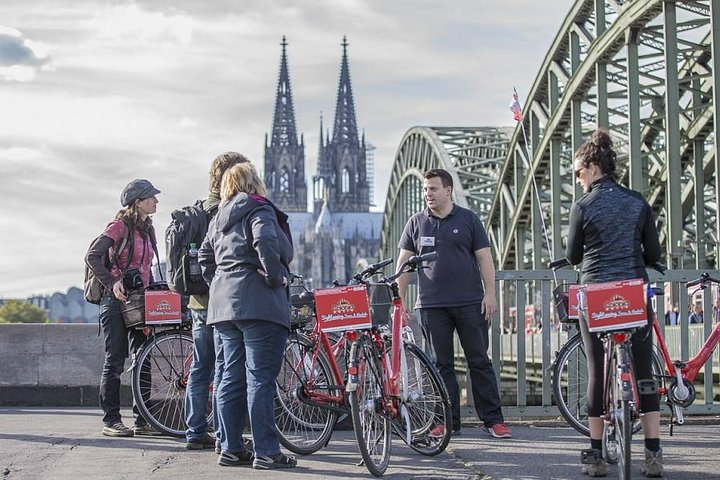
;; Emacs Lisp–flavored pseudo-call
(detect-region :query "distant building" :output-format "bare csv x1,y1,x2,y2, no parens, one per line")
27,287,98,323
264,36,382,287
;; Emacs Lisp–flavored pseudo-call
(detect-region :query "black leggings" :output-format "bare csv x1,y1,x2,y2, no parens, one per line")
579,305,660,417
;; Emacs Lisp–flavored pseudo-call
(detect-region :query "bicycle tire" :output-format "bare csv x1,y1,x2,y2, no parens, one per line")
610,344,633,479
393,341,451,456
553,333,662,437
131,329,197,437
275,332,338,455
348,337,391,477
552,333,591,436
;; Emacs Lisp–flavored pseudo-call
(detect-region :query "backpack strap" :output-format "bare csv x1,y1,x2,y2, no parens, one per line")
110,220,132,270
149,226,164,282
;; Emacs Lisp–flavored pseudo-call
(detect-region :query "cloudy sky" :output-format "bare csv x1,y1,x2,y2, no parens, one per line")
0,0,571,298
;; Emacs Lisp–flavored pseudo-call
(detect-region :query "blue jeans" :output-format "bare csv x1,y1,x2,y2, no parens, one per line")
420,304,504,429
184,309,225,442
215,320,288,457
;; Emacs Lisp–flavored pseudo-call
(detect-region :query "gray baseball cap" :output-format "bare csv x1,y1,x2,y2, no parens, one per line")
121,179,161,207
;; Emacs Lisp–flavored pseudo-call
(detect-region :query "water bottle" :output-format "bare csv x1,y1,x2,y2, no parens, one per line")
188,242,201,280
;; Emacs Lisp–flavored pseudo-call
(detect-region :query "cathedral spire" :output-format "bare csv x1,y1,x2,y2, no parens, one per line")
331,36,359,146
270,35,298,147
264,36,307,212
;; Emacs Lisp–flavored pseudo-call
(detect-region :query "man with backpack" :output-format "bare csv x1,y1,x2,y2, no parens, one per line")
166,152,250,452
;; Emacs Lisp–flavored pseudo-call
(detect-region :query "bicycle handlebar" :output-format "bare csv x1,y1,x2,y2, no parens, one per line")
548,258,570,270
686,272,720,288
547,258,667,276
352,258,394,283
406,251,437,269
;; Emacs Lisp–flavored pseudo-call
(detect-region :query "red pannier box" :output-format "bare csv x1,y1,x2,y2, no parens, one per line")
567,284,580,320
144,290,182,325
581,279,647,332
314,285,372,333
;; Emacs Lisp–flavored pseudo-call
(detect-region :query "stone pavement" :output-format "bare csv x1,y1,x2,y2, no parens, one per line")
0,407,718,479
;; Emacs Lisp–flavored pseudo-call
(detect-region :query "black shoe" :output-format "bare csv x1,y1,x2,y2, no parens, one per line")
218,449,254,467
451,426,462,436
253,452,297,469
186,433,216,450
102,422,134,437
133,424,162,436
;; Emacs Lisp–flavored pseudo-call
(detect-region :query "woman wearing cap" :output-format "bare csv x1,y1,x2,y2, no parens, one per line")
85,178,161,437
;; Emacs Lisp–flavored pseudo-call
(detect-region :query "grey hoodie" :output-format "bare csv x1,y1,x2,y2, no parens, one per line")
199,192,293,328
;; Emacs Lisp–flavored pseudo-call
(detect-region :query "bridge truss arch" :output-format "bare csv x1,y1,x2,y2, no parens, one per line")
380,127,512,260
381,0,720,274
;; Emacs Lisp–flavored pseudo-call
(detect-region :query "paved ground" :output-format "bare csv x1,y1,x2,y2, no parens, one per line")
0,408,718,479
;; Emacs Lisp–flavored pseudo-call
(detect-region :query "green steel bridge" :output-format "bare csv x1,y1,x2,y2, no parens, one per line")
379,0,720,418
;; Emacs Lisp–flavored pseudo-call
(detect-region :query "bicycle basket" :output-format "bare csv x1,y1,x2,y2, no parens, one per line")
290,284,315,327
367,283,392,327
553,283,579,323
121,290,145,328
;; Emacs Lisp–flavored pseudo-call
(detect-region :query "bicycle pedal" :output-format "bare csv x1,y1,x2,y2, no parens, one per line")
581,448,601,465
637,379,657,395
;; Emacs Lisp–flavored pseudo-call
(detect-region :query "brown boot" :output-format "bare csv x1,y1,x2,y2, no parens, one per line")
580,449,607,477
641,448,663,478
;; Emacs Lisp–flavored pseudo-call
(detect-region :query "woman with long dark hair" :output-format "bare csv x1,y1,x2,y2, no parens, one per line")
86,179,160,437
567,129,663,477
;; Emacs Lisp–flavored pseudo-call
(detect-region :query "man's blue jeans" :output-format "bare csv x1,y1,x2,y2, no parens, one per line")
184,309,225,442
214,320,287,456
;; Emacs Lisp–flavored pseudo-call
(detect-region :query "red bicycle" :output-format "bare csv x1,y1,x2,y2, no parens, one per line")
653,272,720,432
274,253,451,477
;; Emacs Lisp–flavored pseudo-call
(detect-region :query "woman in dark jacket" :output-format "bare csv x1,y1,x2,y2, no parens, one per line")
199,162,296,470
566,129,662,478
85,179,161,437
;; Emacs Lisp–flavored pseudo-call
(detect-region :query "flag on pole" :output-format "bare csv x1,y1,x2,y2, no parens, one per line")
510,92,523,122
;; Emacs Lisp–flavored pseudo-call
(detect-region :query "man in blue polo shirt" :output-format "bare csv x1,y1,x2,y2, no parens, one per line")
396,168,511,439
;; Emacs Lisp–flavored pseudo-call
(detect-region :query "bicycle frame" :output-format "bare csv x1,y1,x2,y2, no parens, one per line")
603,331,640,416
651,301,720,427
296,325,356,410
345,293,404,419
653,314,720,384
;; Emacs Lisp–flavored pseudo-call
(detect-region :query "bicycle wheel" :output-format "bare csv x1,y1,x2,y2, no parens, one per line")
393,341,451,456
275,332,338,455
552,333,590,436
553,333,658,437
348,337,391,477
605,346,632,479
132,329,195,437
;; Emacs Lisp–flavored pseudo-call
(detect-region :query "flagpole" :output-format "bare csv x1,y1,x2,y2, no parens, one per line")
512,87,557,284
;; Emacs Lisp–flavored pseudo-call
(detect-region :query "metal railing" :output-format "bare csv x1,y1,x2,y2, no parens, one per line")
452,269,720,419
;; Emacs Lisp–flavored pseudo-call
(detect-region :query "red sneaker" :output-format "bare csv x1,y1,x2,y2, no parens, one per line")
428,424,446,438
487,423,512,438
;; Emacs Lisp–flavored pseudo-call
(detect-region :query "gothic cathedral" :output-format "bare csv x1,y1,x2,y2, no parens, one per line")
263,36,307,212
264,36,382,287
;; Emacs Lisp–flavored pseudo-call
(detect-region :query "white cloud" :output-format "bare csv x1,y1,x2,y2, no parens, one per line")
177,116,198,128
0,64,36,81
0,0,573,298
0,24,51,81
90,4,194,47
